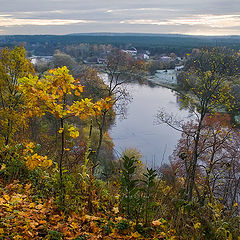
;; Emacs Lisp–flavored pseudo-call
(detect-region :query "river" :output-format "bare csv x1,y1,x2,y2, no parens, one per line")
109,80,189,166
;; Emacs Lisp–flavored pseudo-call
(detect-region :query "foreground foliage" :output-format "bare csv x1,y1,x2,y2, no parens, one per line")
0,46,239,239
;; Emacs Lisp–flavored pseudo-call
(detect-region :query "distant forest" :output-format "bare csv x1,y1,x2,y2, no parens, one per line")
1,33,240,56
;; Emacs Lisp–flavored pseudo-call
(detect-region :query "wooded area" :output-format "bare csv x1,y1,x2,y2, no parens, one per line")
0,46,239,240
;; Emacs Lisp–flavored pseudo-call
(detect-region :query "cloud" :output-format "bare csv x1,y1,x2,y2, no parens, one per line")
120,14,240,29
12,8,108,16
0,16,95,27
0,0,240,35
22,10,65,15
106,7,178,13
121,20,169,26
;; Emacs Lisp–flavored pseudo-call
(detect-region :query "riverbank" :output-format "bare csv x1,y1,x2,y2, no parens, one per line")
147,69,180,92
147,78,178,91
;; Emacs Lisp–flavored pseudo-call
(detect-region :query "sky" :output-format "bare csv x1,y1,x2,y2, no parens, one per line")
0,0,240,36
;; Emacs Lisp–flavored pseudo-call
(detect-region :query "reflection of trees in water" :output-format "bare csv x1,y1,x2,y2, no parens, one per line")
176,93,184,109
147,81,157,88
114,84,132,121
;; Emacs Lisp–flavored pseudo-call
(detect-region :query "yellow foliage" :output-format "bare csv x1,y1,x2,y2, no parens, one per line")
58,128,64,133
194,222,201,229
3,194,10,201
0,46,34,145
10,195,23,204
85,215,100,221
25,153,52,170
152,219,162,226
131,231,142,238
69,130,79,138
19,67,114,147
0,163,6,171
112,206,119,214
68,126,80,138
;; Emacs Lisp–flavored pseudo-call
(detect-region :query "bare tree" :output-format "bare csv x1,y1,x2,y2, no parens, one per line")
156,48,238,201
94,49,146,164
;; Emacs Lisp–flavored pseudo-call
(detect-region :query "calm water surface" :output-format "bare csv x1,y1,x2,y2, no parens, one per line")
109,82,189,166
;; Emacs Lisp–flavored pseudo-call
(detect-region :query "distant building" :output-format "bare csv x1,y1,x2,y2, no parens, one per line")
160,56,172,62
84,56,98,64
30,56,52,64
83,57,106,64
142,53,150,60
97,58,106,64
122,47,137,56
175,65,184,71
145,50,150,55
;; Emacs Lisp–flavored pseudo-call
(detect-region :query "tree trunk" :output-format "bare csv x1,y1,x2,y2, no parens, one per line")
188,113,205,201
95,110,106,163
59,117,65,205
5,119,11,145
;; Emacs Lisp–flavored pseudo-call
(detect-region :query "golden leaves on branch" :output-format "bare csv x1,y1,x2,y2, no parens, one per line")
69,96,113,120
19,66,81,119
23,142,52,170
19,66,113,128
25,154,52,170
68,126,80,139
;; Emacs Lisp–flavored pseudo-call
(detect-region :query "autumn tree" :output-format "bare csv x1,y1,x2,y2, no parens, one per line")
19,66,113,203
157,48,238,201
171,114,240,216
0,46,34,146
64,43,91,60
51,51,77,71
177,47,239,90
72,65,108,101
94,49,146,163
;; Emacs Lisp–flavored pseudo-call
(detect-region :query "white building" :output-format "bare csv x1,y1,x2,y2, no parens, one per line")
122,47,137,56
30,56,52,64
143,53,150,60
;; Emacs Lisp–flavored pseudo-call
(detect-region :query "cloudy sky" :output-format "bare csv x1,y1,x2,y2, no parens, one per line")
0,0,240,35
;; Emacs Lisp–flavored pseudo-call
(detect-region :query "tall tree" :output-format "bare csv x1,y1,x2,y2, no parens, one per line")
19,66,113,203
94,49,146,163
0,46,34,146
157,48,238,201
171,114,240,209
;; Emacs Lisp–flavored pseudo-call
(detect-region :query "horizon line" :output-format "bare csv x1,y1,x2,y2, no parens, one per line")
0,32,240,37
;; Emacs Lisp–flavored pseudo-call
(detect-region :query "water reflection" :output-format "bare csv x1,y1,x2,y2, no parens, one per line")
109,82,189,166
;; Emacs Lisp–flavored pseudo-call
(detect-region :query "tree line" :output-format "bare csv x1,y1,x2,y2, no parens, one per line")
0,45,239,239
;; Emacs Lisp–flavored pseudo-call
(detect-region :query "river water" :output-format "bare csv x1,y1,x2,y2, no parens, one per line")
109,81,189,166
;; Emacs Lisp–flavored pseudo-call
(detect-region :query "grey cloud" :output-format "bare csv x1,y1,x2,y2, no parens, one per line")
0,0,239,35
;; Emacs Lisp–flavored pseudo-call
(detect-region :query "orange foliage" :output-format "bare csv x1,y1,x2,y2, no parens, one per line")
0,181,177,239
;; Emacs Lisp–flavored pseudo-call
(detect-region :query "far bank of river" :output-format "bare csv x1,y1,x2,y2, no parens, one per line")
109,80,189,166
108,68,240,166
148,69,179,91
